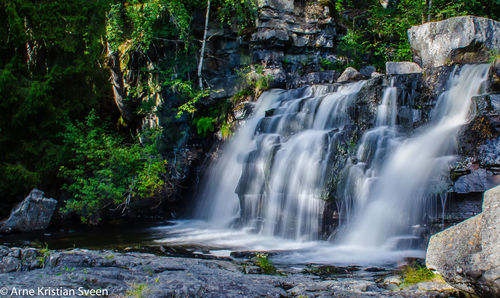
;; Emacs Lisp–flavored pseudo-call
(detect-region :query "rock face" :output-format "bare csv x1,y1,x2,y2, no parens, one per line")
426,185,500,296
453,91,500,193
408,16,500,68
386,62,422,75
0,189,57,233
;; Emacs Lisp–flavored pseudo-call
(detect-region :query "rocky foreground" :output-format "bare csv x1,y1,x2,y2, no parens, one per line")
0,246,458,297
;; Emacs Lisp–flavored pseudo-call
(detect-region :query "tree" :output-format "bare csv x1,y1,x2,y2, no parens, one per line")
197,0,211,89
0,0,113,216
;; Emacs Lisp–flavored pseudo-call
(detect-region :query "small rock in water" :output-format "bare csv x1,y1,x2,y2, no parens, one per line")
365,267,386,272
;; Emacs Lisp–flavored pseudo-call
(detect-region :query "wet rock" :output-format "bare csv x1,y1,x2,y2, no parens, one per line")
384,275,402,285
337,67,365,82
408,16,500,68
0,256,21,273
426,185,500,296
234,102,255,121
421,65,454,98
360,65,376,77
0,246,10,257
478,137,500,167
0,189,57,233
454,168,498,193
405,280,456,292
208,75,241,99
264,68,287,88
473,93,500,115
386,62,423,75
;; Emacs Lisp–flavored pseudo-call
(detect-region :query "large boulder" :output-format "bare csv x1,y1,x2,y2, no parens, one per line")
426,185,500,296
0,189,57,233
408,16,500,68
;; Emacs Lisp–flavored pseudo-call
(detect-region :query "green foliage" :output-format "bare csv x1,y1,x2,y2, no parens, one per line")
126,283,150,298
217,0,257,34
236,64,273,95
59,111,166,224
173,79,211,118
220,121,233,139
400,264,436,287
193,116,216,136
254,253,278,275
106,4,125,52
36,244,51,268
334,0,499,68
0,0,113,212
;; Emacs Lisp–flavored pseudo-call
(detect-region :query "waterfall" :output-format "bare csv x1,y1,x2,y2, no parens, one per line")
196,82,364,240
335,64,490,248
163,63,489,264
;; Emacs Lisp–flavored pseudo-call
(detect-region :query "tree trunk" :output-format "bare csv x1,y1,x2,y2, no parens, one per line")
427,0,432,22
107,43,133,123
197,0,210,89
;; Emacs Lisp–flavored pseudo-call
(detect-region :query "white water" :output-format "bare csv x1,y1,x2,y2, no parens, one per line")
158,64,489,264
197,82,364,240
336,64,490,248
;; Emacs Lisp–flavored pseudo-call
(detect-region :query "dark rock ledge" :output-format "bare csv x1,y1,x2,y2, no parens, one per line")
0,246,458,297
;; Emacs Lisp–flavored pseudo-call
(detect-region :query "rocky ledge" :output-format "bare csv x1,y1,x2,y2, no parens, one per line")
0,246,458,297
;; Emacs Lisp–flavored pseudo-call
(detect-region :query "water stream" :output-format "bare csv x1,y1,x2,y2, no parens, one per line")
161,64,490,264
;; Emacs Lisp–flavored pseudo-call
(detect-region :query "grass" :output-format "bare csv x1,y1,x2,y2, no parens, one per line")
400,264,437,287
126,283,150,298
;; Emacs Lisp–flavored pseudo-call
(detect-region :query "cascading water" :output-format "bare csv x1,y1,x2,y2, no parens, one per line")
335,64,490,248
196,82,365,240
159,63,490,264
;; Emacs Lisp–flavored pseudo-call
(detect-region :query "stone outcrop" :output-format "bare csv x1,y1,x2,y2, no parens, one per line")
426,185,500,296
0,245,459,297
386,62,423,75
408,16,500,68
453,91,500,193
0,189,57,233
203,0,344,94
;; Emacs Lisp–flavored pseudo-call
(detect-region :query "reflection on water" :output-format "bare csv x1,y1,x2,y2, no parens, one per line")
0,221,172,250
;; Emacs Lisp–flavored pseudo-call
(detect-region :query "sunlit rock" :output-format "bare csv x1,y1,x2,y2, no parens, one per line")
426,185,500,296
386,62,422,75
408,16,500,68
337,67,365,82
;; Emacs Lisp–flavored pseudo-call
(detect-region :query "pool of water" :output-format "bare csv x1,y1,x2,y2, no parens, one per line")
0,219,424,267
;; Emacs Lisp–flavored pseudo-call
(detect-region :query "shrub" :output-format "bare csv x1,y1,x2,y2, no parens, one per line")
59,111,167,224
